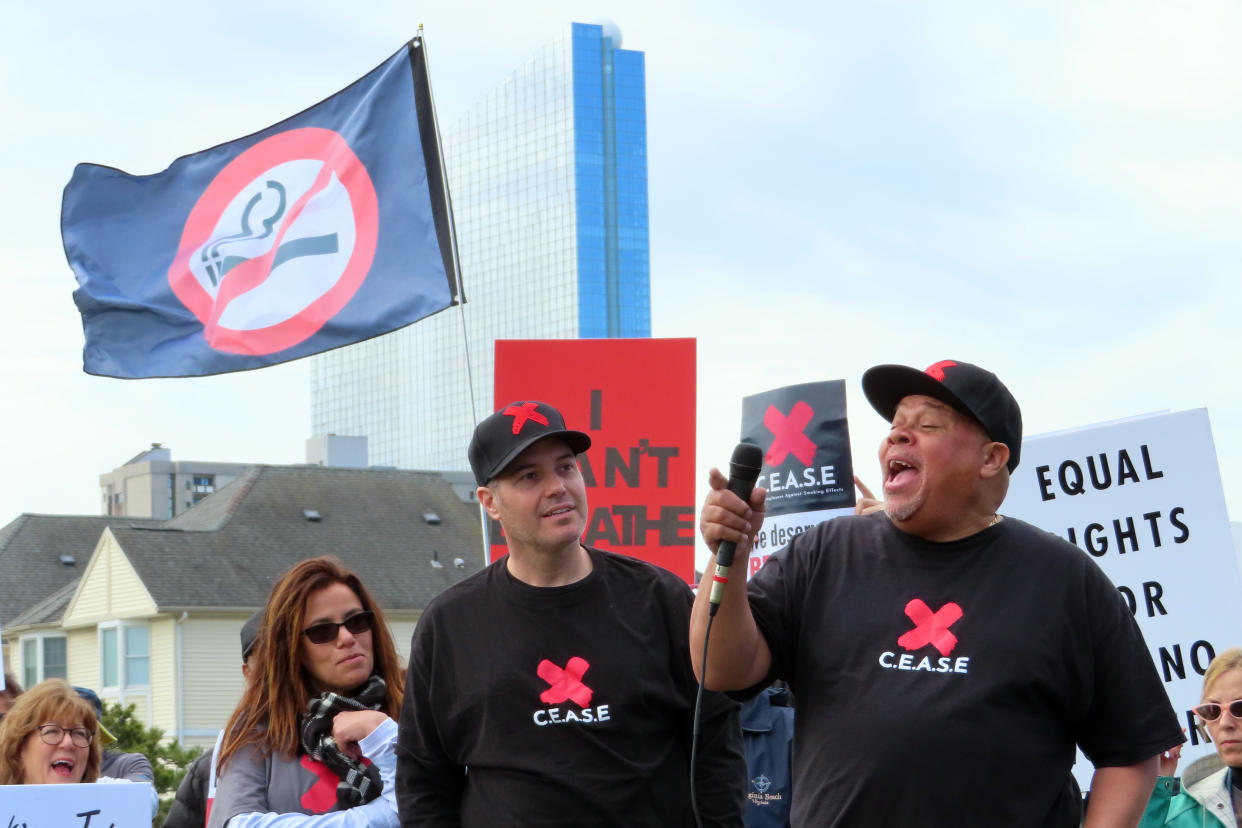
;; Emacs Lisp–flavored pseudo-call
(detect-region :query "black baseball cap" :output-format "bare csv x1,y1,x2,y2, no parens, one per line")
861,360,1023,472
468,401,591,486
240,610,263,661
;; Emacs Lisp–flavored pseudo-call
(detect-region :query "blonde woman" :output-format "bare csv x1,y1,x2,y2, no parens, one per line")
1141,647,1242,827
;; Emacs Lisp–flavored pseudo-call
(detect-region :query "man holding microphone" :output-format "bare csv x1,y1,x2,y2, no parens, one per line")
692,359,1183,827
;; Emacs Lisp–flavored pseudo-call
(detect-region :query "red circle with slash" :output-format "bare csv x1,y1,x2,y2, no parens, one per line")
168,127,378,355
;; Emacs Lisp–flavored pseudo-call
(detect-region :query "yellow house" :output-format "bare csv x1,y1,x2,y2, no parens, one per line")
2,465,483,748
1,513,162,692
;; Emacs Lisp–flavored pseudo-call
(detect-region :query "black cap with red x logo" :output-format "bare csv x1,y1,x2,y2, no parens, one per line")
861,360,1023,472
468,400,592,485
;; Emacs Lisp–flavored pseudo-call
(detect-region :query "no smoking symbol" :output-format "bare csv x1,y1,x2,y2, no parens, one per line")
167,127,378,355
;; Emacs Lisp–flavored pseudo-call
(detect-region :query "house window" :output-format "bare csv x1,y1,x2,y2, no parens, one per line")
101,628,117,686
44,638,66,680
124,627,149,685
99,622,149,689
19,634,68,687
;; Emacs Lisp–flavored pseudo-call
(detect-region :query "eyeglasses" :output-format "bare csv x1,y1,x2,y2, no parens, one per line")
302,611,375,645
1193,700,1242,722
35,724,93,748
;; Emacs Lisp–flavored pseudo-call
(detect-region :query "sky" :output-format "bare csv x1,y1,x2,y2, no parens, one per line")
2,1,1239,566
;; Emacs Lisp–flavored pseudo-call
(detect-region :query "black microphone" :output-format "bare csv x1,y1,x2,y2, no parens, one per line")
708,442,764,615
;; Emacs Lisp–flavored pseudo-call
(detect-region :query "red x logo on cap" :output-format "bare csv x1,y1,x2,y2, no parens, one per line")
896,598,963,657
924,360,957,381
537,656,594,707
763,401,817,466
504,402,549,434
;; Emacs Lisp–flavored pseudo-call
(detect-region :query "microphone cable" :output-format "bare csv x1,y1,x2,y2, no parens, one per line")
689,442,763,828
689,607,716,828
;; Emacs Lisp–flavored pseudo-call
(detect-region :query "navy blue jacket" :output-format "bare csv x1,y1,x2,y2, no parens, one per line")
740,686,794,828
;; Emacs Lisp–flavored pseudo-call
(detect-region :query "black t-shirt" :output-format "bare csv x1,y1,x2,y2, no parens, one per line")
748,512,1183,828
396,546,746,827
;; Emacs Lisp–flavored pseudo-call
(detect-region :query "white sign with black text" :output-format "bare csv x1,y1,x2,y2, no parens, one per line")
0,781,151,828
1004,408,1241,784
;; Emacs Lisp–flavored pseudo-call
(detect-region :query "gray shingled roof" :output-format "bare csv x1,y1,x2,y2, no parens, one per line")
109,465,485,611
9,581,80,628
0,514,163,628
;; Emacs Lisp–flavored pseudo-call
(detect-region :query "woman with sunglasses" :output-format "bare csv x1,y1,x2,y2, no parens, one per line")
0,678,100,785
210,556,405,827
1140,647,1242,827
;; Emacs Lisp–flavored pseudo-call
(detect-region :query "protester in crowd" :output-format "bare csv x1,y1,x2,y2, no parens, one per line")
1140,647,1242,826
75,685,156,780
73,684,160,816
693,359,1184,827
0,672,23,718
209,556,404,828
396,400,746,827
739,683,794,828
0,678,100,785
164,610,262,828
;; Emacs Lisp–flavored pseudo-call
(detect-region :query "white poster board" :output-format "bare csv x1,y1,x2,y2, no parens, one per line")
1004,408,1242,786
1233,522,1242,578
750,507,852,577
0,782,151,827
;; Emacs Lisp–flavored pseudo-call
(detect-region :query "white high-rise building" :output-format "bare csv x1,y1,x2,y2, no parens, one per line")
310,22,650,471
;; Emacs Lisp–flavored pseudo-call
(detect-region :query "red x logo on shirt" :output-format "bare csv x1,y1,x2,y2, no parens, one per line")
537,656,594,707
896,598,963,657
300,755,341,813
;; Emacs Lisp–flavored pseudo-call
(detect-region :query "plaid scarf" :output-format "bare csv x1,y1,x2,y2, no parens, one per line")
299,675,387,807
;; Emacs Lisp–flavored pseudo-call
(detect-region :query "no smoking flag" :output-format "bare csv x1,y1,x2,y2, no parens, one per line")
61,39,461,378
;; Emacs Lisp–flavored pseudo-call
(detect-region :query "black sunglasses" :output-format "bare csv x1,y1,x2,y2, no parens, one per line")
1193,699,1242,722
302,610,375,645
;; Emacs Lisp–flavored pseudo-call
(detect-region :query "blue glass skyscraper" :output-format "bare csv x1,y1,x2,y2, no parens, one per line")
310,22,650,471
571,23,650,338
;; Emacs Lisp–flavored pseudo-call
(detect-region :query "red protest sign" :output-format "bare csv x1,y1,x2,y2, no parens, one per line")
492,339,697,582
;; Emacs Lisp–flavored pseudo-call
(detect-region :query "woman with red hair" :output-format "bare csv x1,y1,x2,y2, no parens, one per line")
210,556,405,827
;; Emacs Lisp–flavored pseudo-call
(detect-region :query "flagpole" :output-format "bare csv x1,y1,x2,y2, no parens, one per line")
413,26,466,307
412,27,490,566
